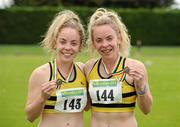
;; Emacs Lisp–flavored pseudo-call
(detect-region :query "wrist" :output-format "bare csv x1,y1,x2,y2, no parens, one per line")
39,95,47,104
136,84,148,96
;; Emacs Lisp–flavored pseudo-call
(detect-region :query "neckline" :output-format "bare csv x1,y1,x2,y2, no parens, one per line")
54,59,76,83
101,55,121,76
98,56,122,79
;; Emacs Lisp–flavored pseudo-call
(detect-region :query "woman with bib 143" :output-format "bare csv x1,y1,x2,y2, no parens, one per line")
25,10,87,127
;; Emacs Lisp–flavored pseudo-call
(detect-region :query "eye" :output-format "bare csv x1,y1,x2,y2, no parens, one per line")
71,41,78,46
107,36,113,41
95,38,102,43
59,39,66,44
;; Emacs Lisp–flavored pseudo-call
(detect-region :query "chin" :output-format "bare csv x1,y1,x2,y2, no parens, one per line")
60,57,73,62
103,53,115,60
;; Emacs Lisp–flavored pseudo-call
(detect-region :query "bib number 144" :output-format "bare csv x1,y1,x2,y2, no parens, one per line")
96,89,114,102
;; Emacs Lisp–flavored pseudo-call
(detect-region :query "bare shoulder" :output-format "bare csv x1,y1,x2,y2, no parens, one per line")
126,58,146,69
85,59,97,69
31,63,50,78
76,62,85,72
84,58,98,76
29,63,50,85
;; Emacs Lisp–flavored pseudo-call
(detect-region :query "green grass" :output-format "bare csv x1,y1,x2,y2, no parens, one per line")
0,45,180,127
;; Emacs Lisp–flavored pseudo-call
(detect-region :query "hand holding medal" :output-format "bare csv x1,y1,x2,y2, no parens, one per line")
56,79,66,89
126,63,147,93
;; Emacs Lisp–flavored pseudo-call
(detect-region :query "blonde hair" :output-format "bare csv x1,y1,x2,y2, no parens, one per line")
87,8,131,57
41,10,85,53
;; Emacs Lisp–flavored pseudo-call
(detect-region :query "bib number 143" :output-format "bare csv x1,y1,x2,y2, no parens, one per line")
63,98,81,110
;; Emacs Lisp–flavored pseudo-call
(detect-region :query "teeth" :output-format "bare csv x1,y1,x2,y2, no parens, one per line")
102,49,111,53
63,53,71,56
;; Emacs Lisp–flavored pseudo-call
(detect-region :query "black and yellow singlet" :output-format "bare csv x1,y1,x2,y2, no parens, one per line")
87,56,137,112
43,60,87,113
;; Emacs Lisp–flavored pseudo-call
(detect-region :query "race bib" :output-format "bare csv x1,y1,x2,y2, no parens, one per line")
89,79,122,104
55,88,87,113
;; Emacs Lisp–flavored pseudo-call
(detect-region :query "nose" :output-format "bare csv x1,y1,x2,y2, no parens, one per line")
64,43,71,50
102,40,108,47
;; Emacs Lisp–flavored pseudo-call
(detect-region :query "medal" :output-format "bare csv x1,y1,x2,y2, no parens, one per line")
56,79,62,88
56,79,66,89
56,79,62,86
112,67,130,81
123,67,129,74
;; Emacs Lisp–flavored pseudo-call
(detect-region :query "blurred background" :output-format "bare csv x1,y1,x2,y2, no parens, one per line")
0,0,180,46
0,0,180,127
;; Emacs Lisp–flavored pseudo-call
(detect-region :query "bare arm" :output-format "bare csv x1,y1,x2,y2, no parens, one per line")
126,59,153,115
25,64,56,122
83,59,97,111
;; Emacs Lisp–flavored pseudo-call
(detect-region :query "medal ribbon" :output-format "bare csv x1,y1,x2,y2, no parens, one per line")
54,59,57,80
102,56,120,76
102,56,126,81
54,59,74,83
65,63,74,82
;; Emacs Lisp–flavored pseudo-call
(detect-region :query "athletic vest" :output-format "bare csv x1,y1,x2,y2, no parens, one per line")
87,56,137,112
43,60,87,113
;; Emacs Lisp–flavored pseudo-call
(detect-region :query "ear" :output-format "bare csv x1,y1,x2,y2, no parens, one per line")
53,42,57,50
92,41,97,49
78,42,82,52
80,44,83,51
117,33,122,46
117,32,122,42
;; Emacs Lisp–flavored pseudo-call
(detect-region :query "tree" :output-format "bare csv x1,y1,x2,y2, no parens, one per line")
13,0,175,8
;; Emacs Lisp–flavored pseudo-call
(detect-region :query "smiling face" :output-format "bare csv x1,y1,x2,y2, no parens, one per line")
55,27,81,63
92,24,120,60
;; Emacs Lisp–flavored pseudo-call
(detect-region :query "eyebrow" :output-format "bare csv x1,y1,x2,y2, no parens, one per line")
59,38,66,41
106,35,113,38
59,38,78,42
72,40,78,42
